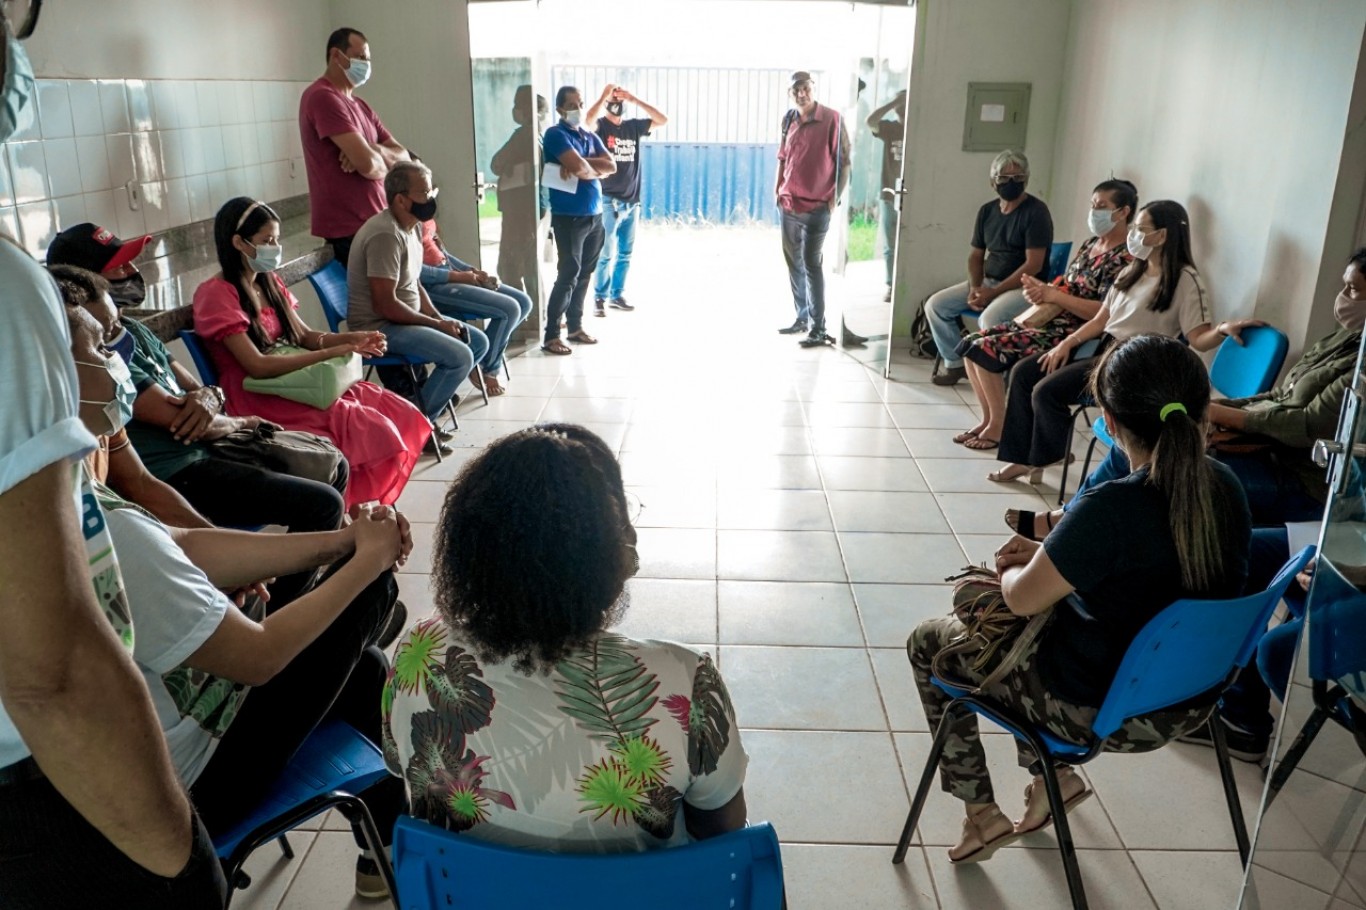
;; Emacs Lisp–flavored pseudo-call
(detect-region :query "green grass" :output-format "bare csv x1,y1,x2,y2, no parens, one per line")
847,210,877,262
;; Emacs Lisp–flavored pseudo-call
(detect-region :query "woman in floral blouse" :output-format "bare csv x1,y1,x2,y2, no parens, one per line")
953,180,1137,451
383,424,749,851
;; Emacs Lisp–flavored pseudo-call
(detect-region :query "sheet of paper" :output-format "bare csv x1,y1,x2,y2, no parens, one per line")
542,163,579,194
499,162,532,192
1285,520,1321,556
980,103,1006,122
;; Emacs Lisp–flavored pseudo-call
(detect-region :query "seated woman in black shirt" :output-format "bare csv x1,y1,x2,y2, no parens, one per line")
907,333,1252,864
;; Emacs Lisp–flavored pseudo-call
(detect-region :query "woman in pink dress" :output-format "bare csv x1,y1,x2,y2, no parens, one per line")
193,197,431,507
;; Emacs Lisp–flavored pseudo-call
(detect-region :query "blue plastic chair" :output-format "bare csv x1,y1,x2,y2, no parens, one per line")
1046,240,1074,282
893,547,1315,909
393,817,784,909
178,329,219,386
1209,324,1289,398
211,721,397,908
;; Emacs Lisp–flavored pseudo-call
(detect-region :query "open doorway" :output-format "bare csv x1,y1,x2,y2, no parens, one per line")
466,0,915,373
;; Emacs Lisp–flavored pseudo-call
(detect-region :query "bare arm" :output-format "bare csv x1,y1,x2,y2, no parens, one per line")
998,538,1074,617
329,131,386,181
0,463,194,876
220,332,356,379
554,147,598,181
168,361,203,393
992,247,1047,295
834,122,851,205
586,153,617,177
865,96,901,130
131,384,244,442
968,248,986,287
377,137,410,170
105,437,214,529
170,525,354,589
584,84,615,124
628,94,668,128
369,276,443,328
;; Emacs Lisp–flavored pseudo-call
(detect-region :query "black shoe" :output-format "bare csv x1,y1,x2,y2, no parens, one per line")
376,600,408,649
799,331,834,347
842,328,869,346
778,320,809,335
608,297,634,311
883,286,892,303
432,423,456,442
424,437,455,457
594,298,606,317
931,366,967,386
1177,718,1270,763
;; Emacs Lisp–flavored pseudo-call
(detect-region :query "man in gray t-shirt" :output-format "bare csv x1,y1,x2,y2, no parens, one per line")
347,162,488,436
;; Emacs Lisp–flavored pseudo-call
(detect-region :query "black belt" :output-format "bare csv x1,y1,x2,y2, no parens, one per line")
0,756,44,787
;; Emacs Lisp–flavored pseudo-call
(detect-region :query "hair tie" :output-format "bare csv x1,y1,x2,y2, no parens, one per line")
1159,402,1187,422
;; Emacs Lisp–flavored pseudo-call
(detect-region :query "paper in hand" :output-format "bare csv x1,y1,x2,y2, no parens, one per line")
542,163,579,194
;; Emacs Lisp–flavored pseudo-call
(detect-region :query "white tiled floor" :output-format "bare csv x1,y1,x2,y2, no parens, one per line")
232,261,1266,908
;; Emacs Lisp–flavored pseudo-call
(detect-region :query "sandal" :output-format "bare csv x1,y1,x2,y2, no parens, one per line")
1004,508,1056,541
949,805,1020,864
988,464,1044,484
567,330,598,344
541,339,572,355
963,436,999,451
1014,770,1093,836
952,429,981,445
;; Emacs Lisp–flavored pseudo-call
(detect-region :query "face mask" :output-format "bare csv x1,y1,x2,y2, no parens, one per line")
563,109,582,128
1127,227,1153,260
1335,291,1366,332
0,22,36,143
995,179,1025,202
1088,207,1118,237
345,57,371,88
408,197,438,222
107,274,147,306
606,101,624,117
247,241,283,273
108,326,137,365
76,353,137,436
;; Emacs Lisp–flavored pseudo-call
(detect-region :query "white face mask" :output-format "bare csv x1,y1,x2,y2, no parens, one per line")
563,109,582,128
1088,207,1118,237
345,57,371,88
1127,227,1153,260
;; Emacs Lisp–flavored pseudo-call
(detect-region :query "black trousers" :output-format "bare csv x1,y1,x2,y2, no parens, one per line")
546,213,605,343
166,454,349,606
998,350,1099,467
188,563,407,847
326,236,354,269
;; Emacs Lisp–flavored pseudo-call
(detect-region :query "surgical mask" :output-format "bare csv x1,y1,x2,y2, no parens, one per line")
563,109,582,128
606,101,624,117
1335,291,1366,332
408,197,438,222
247,241,283,273
1127,227,1153,260
107,274,147,306
108,326,137,365
76,353,136,436
0,22,37,144
995,179,1025,202
1088,207,1119,237
345,57,371,88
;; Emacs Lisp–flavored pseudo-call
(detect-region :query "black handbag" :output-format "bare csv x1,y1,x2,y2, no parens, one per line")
210,422,344,487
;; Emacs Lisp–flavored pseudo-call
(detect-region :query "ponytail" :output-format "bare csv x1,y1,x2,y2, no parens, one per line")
1146,407,1228,593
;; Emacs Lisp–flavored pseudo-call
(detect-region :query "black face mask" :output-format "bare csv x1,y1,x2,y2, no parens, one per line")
995,180,1025,202
107,273,147,306
606,101,624,117
409,197,438,222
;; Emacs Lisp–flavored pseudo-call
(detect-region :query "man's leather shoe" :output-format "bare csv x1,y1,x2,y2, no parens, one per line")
778,320,809,335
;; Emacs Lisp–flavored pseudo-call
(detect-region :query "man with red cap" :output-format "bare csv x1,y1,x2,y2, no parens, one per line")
47,221,154,306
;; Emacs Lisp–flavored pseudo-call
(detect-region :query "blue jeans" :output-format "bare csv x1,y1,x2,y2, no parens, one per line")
879,196,896,286
381,319,489,421
781,207,832,330
421,256,532,374
925,279,1030,369
594,198,639,301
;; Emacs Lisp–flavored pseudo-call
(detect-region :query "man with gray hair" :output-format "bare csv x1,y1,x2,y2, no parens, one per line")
347,161,489,453
923,149,1053,386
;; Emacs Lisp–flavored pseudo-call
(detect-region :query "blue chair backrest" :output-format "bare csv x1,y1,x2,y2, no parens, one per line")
212,721,389,860
1209,324,1289,399
1091,546,1315,740
393,817,785,910
1306,557,1366,689
177,329,219,387
1046,241,1073,282
307,259,349,334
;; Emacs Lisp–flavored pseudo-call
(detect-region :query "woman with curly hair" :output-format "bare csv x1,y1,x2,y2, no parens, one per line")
382,424,749,851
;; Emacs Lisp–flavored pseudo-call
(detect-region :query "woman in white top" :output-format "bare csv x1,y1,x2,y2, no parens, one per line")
383,424,750,854
991,200,1259,483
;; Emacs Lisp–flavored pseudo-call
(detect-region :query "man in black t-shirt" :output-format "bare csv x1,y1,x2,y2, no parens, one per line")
587,84,668,316
866,89,907,300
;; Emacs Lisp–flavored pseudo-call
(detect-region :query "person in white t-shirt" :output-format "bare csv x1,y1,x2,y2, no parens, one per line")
991,199,1261,484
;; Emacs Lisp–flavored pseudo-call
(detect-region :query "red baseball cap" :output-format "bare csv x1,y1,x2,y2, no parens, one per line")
47,223,152,275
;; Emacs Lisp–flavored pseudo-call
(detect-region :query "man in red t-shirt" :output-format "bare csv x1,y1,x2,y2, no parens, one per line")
299,27,412,267
775,71,850,347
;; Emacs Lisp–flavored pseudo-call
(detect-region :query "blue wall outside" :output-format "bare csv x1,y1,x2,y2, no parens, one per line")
637,142,780,226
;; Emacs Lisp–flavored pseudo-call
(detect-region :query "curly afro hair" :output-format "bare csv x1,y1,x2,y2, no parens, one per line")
432,423,636,672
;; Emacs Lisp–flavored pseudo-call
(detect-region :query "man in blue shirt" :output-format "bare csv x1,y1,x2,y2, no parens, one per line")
540,86,616,355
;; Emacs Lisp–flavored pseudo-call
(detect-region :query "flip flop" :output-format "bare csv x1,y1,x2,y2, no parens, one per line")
953,429,981,444
1014,777,1094,836
963,436,1000,451
541,340,572,355
567,330,598,344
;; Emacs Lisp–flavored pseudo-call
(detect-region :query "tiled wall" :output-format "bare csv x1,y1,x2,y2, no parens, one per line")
1,78,314,259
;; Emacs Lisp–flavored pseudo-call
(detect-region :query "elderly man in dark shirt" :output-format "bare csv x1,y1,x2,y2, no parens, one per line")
775,71,851,347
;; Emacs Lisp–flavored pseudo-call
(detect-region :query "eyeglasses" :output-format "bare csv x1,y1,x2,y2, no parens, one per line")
2,0,41,40
623,490,644,524
993,174,1027,185
406,186,439,202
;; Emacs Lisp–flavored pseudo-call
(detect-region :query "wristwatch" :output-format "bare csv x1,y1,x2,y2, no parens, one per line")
207,385,226,411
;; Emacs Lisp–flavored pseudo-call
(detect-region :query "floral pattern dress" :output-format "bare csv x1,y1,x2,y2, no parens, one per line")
382,621,748,852
959,236,1132,373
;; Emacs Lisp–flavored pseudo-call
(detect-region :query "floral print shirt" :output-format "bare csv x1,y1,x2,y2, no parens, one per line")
382,622,748,852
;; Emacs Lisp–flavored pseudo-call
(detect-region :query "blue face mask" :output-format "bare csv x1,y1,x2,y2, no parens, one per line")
77,353,137,437
0,22,37,143
108,326,137,365
247,241,283,273
346,57,371,88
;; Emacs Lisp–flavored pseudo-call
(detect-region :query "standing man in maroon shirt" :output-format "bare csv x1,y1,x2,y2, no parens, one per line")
775,71,851,347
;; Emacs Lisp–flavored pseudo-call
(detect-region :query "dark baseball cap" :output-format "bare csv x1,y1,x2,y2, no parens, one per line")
789,71,814,88
47,223,152,274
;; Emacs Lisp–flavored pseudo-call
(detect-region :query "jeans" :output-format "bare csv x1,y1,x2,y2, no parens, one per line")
0,781,226,909
781,207,831,330
925,279,1031,368
381,320,490,422
594,198,640,301
421,256,533,374
879,196,897,287
189,563,407,848
547,214,605,343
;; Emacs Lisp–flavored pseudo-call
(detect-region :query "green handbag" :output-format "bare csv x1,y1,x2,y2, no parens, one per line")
242,344,363,410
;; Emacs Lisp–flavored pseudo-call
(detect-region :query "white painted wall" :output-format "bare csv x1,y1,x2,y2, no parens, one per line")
1045,0,1366,354
892,0,1073,336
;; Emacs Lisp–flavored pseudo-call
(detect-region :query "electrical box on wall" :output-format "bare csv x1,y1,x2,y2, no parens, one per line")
962,82,1031,152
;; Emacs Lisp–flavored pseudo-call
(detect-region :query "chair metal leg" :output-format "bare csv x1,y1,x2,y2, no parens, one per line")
1208,716,1251,865
892,701,964,865
335,795,399,907
1266,704,1330,807
474,365,490,405
1058,407,1088,507
1016,725,1089,909
277,833,295,860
